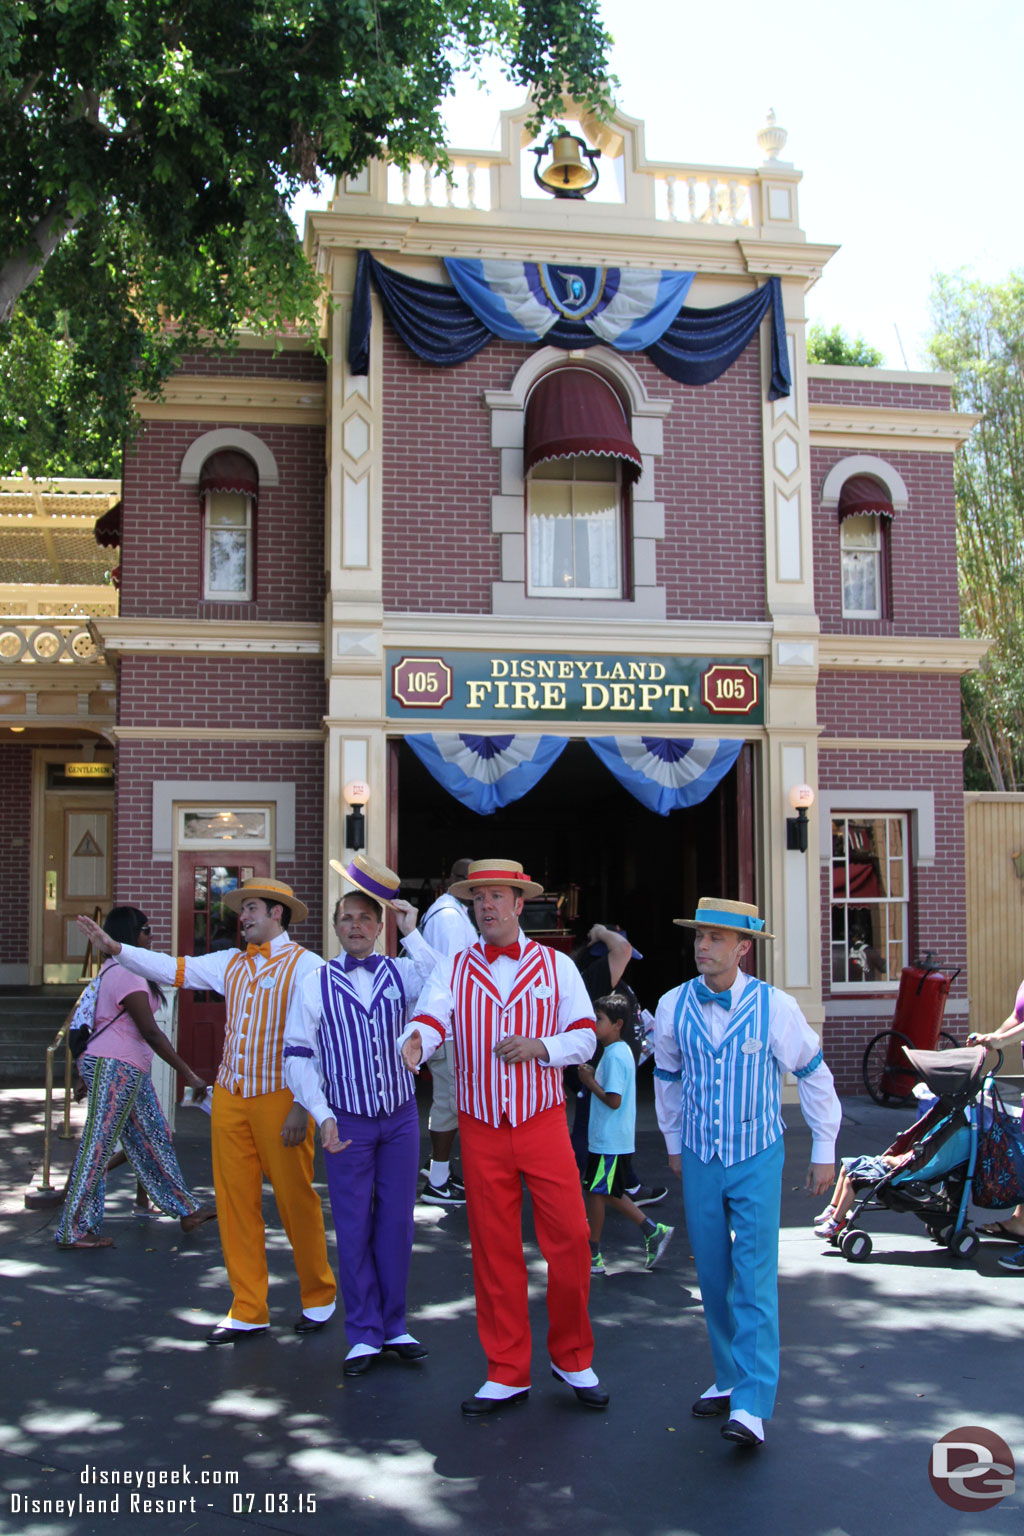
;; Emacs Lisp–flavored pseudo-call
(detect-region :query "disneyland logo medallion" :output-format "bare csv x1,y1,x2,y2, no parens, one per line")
929,1425,1014,1510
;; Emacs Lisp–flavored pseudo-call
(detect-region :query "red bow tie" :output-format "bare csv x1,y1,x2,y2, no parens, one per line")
246,942,272,960
484,942,521,964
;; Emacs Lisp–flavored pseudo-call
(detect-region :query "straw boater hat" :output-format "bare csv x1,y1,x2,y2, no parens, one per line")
674,897,774,941
330,853,403,913
224,877,309,925
448,858,544,902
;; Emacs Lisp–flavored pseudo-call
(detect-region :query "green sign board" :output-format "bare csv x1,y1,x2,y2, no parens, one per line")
385,651,763,726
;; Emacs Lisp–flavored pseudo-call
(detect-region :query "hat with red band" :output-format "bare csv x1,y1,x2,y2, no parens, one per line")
448,858,544,902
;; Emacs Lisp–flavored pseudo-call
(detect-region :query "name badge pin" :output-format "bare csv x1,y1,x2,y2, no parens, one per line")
740,1038,763,1054
384,986,401,1000
258,975,276,990
534,985,552,998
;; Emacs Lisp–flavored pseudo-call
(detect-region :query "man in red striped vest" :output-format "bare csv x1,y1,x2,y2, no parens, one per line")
400,859,607,1416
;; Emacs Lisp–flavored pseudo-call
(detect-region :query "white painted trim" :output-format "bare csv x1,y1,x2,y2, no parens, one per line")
816,789,935,866
152,780,296,861
179,429,280,488
820,455,909,512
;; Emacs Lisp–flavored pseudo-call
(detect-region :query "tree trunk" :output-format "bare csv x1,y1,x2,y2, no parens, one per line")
0,205,79,324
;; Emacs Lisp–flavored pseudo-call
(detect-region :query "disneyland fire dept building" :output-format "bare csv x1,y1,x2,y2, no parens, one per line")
0,103,982,1092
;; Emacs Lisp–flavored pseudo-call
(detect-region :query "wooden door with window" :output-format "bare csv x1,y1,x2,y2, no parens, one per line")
43,794,114,981
175,853,270,1084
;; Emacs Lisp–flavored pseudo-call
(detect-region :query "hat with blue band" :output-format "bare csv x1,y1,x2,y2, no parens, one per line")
674,897,774,941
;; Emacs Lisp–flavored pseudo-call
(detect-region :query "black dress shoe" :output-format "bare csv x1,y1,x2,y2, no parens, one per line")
721,1417,763,1447
206,1324,268,1346
550,1369,609,1409
692,1394,731,1418
293,1315,330,1334
343,1351,380,1377
460,1390,529,1416
382,1341,429,1361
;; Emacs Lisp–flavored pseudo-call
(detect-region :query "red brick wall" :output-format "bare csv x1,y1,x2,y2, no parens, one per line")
808,376,951,412
113,739,325,951
811,445,960,638
120,420,325,622
117,656,325,732
818,747,967,1093
176,349,325,383
380,329,767,620
817,672,962,739
0,744,32,965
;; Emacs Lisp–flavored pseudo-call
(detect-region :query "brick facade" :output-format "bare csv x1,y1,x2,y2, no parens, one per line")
0,744,32,966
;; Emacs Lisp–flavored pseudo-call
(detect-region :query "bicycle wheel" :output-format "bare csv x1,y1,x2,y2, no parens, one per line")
862,1029,915,1105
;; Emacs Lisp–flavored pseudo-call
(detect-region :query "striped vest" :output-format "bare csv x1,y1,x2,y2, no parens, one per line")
218,943,305,1096
448,940,566,1128
673,977,784,1166
317,958,411,1118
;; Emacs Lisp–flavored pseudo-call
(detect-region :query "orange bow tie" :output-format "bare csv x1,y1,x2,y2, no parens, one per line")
246,942,272,960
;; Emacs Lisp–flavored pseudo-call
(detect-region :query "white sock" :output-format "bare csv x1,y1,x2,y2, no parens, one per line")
301,1302,336,1322
551,1363,599,1388
729,1409,764,1440
346,1343,381,1360
702,1383,729,1399
475,1379,528,1400
429,1160,450,1187
384,1333,418,1345
220,1317,268,1332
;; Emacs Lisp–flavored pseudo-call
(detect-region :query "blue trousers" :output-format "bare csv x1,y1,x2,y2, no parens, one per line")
323,1096,419,1348
681,1137,785,1419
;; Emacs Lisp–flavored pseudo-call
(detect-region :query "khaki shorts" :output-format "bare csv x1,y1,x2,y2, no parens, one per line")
427,1045,459,1133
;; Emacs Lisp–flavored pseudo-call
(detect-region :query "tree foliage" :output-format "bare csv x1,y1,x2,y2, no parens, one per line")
927,271,1024,790
806,321,884,367
0,0,614,474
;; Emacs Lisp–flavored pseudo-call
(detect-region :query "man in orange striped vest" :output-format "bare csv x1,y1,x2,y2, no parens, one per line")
400,859,607,1416
78,878,336,1344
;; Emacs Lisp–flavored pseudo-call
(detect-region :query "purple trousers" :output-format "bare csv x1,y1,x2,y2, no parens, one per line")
324,1096,419,1348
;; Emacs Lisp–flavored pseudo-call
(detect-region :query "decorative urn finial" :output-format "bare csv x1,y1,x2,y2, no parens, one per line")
757,108,788,163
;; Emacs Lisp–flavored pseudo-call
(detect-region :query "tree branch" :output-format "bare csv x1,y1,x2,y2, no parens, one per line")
0,205,80,325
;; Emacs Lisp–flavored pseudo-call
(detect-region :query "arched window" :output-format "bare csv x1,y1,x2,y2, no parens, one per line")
523,369,641,600
837,474,893,619
199,450,258,601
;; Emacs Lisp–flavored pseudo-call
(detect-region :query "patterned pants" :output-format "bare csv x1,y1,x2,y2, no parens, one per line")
56,1055,202,1244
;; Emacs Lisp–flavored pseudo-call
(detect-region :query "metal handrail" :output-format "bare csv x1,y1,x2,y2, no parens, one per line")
27,1003,80,1206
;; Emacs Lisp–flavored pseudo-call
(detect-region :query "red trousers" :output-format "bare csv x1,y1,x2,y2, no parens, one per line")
459,1106,593,1388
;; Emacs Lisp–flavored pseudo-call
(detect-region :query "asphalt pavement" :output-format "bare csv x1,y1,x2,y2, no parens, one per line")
2,1076,1023,1536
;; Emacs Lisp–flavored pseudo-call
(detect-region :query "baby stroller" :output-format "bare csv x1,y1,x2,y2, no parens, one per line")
830,1045,997,1263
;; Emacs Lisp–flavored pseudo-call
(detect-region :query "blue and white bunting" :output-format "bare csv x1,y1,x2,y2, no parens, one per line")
404,733,568,816
586,736,745,816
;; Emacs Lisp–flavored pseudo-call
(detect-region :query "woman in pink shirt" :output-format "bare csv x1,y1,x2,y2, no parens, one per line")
56,907,216,1250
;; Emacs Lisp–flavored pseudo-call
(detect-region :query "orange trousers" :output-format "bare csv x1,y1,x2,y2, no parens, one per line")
211,1085,336,1326
459,1106,594,1388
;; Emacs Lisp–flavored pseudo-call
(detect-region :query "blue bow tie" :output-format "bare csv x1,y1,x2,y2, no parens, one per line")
343,953,382,973
694,979,731,1009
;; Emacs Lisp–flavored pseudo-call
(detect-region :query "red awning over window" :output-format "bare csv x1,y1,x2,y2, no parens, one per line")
199,450,259,501
93,502,122,549
524,370,642,484
838,474,894,521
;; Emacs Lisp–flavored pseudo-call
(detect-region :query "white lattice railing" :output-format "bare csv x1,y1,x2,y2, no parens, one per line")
652,169,754,227
387,155,496,212
0,620,103,664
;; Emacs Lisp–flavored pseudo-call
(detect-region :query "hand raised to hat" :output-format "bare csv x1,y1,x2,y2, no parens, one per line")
75,913,120,956
392,898,418,937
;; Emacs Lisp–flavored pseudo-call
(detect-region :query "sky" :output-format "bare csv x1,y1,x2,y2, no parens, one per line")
295,0,1024,370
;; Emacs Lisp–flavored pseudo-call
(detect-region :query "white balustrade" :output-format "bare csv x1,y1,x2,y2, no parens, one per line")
0,620,104,665
387,155,494,212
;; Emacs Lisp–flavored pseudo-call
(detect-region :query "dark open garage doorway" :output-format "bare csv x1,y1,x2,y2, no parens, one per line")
389,738,759,1006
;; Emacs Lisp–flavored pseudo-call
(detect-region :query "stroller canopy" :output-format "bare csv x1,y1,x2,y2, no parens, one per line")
902,1045,987,1103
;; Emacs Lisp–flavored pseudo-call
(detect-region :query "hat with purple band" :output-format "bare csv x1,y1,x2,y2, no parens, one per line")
674,896,774,941
330,854,403,913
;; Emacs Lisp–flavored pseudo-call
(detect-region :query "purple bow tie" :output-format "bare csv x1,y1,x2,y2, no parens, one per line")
343,953,382,973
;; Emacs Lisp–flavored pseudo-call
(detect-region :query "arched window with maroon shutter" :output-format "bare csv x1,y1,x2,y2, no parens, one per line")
199,450,258,601
523,369,641,599
838,473,894,619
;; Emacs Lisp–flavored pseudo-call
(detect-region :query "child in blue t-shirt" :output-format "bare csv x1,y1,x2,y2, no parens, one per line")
577,993,675,1274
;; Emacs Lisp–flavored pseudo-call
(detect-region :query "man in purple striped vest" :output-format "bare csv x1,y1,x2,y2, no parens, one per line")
283,856,439,1377
653,898,840,1449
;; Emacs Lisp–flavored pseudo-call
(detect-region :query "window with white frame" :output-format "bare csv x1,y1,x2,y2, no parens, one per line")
840,514,883,618
830,812,908,988
527,456,624,597
204,491,253,600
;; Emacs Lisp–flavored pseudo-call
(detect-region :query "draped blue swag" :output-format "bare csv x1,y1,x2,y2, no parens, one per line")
405,733,743,817
349,251,791,398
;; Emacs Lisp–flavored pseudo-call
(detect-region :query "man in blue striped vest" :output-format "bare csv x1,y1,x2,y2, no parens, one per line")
283,856,439,1377
653,898,841,1448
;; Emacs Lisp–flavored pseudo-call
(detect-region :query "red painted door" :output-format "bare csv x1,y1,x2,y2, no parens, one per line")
175,853,270,1086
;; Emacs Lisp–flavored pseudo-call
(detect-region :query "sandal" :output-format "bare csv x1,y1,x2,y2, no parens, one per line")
58,1235,115,1249
181,1205,217,1234
978,1220,1024,1241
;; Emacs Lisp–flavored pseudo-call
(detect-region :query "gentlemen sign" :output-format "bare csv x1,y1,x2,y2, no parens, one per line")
386,651,762,725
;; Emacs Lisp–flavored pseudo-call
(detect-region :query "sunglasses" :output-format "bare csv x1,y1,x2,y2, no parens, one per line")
139,924,152,935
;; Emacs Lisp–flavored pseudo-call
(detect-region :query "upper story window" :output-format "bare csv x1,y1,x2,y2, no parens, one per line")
830,812,909,989
199,450,258,602
523,368,640,602
527,456,623,597
838,473,893,620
